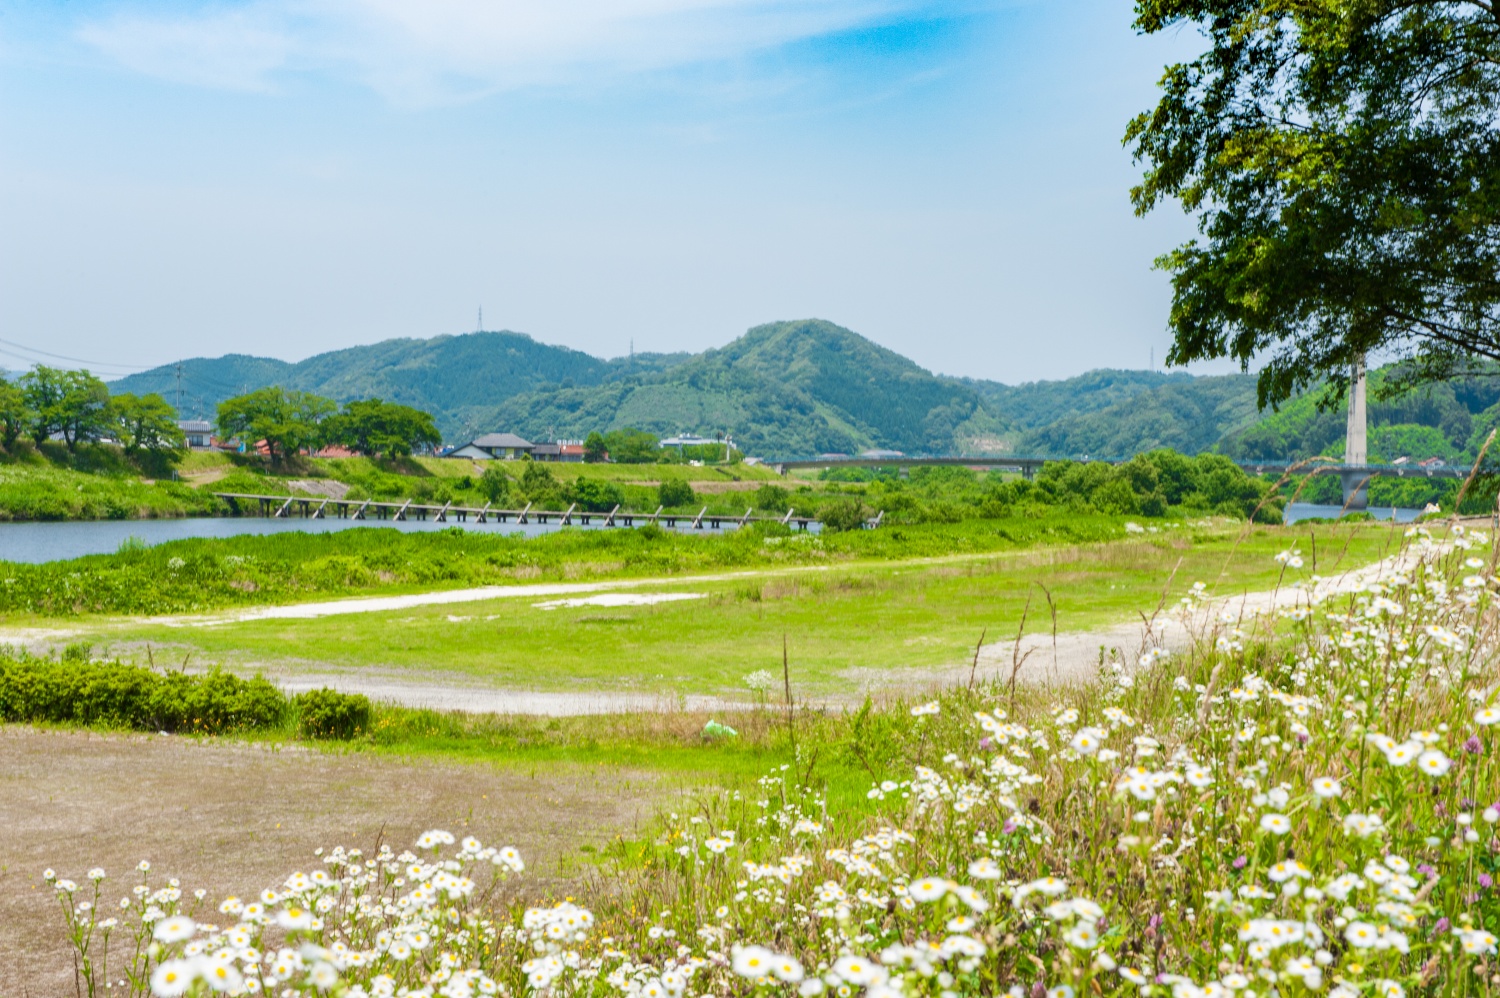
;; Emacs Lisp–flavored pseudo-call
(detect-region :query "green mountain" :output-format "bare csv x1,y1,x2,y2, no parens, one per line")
107,319,1500,462
110,333,689,439
487,319,1004,456
1216,368,1500,464
1004,373,1261,458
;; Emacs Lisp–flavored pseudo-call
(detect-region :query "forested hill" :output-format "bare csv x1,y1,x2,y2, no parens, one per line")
485,320,1005,456
106,320,1500,461
109,333,691,441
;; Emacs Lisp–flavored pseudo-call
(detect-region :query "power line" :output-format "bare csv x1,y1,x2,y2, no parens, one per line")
0,336,152,372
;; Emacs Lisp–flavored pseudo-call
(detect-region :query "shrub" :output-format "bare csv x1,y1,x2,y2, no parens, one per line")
479,466,511,504
295,688,372,740
754,483,790,510
0,655,287,734
819,497,870,532
569,476,625,512
658,478,695,508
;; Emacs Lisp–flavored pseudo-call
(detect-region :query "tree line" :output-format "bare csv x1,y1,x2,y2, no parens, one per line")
0,367,184,457
215,387,440,462
0,368,442,462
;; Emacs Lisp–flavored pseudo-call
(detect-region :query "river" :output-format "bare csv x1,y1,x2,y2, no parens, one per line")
0,515,780,565
0,505,1421,565
1281,502,1426,526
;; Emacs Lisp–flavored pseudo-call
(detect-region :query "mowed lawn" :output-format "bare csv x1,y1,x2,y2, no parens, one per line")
84,523,1401,695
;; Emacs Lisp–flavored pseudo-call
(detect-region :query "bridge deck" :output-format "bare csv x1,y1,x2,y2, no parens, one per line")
210,493,860,530
768,456,1468,479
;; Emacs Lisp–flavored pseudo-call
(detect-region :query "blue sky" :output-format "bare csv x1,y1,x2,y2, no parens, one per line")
0,0,1215,384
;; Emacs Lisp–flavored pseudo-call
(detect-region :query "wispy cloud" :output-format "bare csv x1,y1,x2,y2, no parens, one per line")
76,0,991,104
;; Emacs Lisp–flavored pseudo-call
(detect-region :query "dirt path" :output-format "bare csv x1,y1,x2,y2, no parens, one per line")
0,726,670,990
899,547,1431,690
0,569,833,645
0,540,1431,716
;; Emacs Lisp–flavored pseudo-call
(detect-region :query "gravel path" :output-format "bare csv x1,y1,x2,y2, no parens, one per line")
1,537,1434,715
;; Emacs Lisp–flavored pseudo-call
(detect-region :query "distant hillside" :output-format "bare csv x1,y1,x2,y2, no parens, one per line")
489,320,1005,456
1006,374,1260,458
104,321,1500,462
110,333,689,439
1216,367,1500,464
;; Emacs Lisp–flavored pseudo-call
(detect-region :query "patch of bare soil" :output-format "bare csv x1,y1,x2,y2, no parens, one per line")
286,479,351,499
0,727,665,991
179,467,231,486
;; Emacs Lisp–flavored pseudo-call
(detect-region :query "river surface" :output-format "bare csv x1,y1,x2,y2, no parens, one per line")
1282,502,1426,525
0,515,781,565
0,505,1422,564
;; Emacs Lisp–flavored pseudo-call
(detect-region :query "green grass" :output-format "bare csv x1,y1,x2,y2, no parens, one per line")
0,461,221,521
0,514,1143,616
186,451,780,483
63,521,1400,696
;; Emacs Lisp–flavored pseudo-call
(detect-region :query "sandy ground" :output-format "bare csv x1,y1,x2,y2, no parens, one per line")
0,726,669,992
906,544,1431,690
276,547,1432,710
0,538,1435,717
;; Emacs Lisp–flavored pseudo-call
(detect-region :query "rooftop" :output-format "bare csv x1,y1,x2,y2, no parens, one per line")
470,433,534,449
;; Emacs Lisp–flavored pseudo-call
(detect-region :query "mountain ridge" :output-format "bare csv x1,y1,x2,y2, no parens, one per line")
106,320,1489,462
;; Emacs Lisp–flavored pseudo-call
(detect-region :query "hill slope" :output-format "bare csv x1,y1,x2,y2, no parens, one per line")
106,320,1500,462
110,333,688,439
488,320,1005,456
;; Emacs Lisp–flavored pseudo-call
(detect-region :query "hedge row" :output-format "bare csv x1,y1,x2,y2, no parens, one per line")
0,652,370,740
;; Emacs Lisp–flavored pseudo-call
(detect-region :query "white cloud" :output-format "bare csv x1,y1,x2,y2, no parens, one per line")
76,0,981,104
78,8,296,93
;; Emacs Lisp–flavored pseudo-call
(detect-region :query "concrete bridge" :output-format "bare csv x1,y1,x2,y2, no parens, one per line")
771,453,1462,486
772,369,1454,510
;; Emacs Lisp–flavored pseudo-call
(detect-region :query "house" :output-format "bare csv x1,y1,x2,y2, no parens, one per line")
178,420,214,450
448,433,534,460
661,434,718,449
532,442,587,462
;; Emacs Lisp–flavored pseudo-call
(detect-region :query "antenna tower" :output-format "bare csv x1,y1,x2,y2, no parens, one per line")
175,361,184,414
477,307,483,333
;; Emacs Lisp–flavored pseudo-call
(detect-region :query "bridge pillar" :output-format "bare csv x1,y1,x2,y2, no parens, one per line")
1339,356,1369,510
1340,469,1369,510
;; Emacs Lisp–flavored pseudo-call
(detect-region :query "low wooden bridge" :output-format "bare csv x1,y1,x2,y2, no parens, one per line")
211,492,872,532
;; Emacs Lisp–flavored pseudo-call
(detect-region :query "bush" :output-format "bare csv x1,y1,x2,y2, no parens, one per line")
295,688,372,740
569,476,625,512
754,483,790,510
479,465,511,504
819,497,870,533
658,478,695,508
0,654,287,734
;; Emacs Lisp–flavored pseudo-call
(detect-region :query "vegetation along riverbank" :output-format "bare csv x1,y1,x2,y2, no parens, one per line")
22,519,1500,994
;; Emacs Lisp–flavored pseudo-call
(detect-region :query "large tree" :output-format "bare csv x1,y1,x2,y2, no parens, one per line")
111,392,186,457
1127,0,1500,408
20,366,111,451
216,387,336,463
322,398,441,458
0,374,29,449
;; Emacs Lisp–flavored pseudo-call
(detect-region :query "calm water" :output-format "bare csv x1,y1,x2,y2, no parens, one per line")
0,515,778,565
1282,502,1426,526
0,505,1414,565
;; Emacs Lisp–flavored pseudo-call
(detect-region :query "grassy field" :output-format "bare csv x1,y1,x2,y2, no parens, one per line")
40,520,1401,696
28,519,1500,996
181,450,782,484
0,514,1147,615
